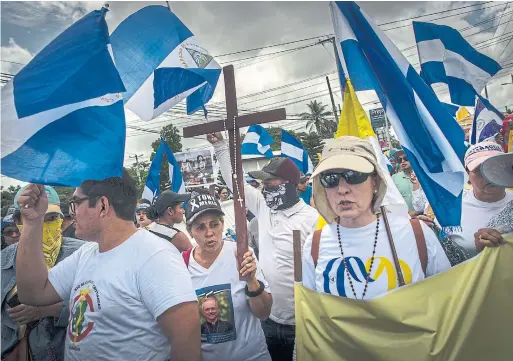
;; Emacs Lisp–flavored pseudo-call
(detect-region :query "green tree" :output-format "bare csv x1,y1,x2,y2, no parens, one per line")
296,132,325,167
128,161,150,197
300,100,336,138
150,124,183,194
1,185,21,217
53,187,75,204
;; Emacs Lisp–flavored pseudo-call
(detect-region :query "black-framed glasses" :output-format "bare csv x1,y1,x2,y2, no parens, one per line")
69,196,95,214
397,156,408,163
320,171,372,188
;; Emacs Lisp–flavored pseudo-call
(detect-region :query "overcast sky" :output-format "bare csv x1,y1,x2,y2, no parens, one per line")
1,1,512,188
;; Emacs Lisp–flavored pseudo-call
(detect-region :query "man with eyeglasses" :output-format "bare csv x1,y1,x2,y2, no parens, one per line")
391,149,418,214
14,170,201,361
207,132,318,361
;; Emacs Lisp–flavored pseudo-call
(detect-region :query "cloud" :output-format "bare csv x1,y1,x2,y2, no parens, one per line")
0,38,33,74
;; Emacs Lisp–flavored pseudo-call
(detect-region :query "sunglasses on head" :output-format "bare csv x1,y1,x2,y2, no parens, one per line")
397,156,408,163
319,170,373,188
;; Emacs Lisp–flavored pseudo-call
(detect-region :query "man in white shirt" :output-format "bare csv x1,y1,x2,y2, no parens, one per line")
15,170,201,361
207,133,318,361
448,142,513,256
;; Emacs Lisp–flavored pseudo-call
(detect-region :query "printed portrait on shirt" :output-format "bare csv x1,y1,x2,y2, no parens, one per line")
196,284,236,344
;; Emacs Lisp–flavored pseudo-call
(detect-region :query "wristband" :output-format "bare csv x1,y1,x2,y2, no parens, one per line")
245,280,265,298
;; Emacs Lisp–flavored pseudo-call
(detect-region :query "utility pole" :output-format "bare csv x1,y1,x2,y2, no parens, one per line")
326,76,339,121
129,154,144,184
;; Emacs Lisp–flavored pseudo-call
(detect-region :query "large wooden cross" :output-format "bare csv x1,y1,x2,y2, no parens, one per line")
183,65,286,272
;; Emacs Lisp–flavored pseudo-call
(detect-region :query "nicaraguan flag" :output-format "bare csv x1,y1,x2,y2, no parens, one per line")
1,8,126,187
442,102,459,118
110,5,221,120
413,21,501,106
281,130,314,174
470,95,504,144
241,125,275,159
333,2,467,231
142,138,186,202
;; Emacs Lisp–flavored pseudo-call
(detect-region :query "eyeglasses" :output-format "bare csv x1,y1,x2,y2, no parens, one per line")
397,156,408,163
320,171,372,188
69,196,95,214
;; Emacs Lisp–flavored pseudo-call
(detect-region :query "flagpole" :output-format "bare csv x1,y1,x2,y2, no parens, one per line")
166,1,172,11
385,114,392,150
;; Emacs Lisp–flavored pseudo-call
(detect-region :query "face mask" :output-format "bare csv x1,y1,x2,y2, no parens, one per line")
261,182,299,210
19,218,63,268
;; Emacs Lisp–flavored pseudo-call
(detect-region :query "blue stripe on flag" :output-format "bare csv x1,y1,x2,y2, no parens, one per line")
241,125,275,159
144,141,166,200
161,140,185,193
1,102,126,186
110,5,193,102
419,61,446,85
13,9,125,118
413,21,502,75
153,68,206,109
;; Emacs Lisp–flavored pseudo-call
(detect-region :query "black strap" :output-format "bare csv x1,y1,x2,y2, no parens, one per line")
148,230,176,243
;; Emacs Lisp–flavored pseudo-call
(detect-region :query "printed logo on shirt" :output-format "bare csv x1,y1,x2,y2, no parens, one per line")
322,256,412,297
67,281,102,348
196,284,236,344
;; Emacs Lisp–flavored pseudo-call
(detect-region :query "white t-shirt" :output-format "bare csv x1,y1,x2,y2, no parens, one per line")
302,213,451,299
448,190,513,256
48,230,197,361
187,241,271,361
220,199,247,242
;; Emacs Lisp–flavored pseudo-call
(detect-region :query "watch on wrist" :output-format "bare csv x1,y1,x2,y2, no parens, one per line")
245,280,265,298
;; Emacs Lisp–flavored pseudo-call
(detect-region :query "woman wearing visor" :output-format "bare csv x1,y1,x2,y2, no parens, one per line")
302,136,451,300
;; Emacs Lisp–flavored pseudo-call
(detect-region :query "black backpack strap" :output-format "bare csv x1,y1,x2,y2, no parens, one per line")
148,230,175,243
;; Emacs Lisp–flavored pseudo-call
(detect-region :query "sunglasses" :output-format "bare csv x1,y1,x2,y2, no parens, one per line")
397,156,408,163
320,171,372,188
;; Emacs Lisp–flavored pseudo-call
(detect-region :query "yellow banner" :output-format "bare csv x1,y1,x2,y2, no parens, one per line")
335,79,375,139
295,236,513,361
508,131,512,153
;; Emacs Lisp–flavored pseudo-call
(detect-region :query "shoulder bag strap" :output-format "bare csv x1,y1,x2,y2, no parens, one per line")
410,219,428,276
311,230,322,268
148,230,175,243
380,206,406,287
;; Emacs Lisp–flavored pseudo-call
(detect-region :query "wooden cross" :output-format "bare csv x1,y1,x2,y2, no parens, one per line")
183,65,286,274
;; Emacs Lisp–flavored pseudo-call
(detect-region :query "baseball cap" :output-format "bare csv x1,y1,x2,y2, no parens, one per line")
185,194,225,225
311,136,375,177
299,173,308,183
248,157,301,184
464,142,504,171
481,152,513,188
135,203,151,213
14,185,63,217
153,190,191,216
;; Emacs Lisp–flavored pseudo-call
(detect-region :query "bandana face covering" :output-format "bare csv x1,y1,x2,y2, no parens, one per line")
18,218,63,268
261,182,299,210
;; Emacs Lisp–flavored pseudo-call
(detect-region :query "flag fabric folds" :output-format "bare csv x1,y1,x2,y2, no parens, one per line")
142,139,186,202
110,5,221,120
413,21,501,106
332,1,467,231
442,102,459,118
0,8,126,187
470,95,504,144
281,130,314,174
241,125,275,159
336,79,406,210
295,236,513,361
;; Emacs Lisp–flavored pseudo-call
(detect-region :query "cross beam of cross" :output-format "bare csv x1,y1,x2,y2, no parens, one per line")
183,65,286,274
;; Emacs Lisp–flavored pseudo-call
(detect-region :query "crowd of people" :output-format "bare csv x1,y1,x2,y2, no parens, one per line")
1,130,512,361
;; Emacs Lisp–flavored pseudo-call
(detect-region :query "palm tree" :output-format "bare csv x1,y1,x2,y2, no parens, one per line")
300,100,335,137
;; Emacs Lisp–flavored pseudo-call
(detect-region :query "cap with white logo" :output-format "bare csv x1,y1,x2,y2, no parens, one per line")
185,194,225,225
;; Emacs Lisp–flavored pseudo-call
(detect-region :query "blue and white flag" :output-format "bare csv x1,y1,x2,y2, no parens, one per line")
111,5,221,121
332,2,468,231
414,21,502,107
442,102,460,118
241,125,275,159
281,130,314,174
470,95,504,144
142,139,186,201
1,8,126,187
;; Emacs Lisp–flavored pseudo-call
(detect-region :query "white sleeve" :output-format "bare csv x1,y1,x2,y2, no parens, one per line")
301,233,317,290
138,249,198,320
421,222,452,277
253,247,271,294
48,243,87,301
213,140,265,217
412,188,427,213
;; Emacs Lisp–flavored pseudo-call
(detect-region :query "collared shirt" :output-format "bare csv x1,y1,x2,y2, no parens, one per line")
392,171,414,211
214,142,318,325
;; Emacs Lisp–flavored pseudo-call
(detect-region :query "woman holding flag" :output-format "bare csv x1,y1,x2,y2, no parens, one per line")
302,136,451,299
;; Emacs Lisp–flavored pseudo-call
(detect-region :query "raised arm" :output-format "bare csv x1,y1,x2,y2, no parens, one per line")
15,184,62,306
207,132,264,217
